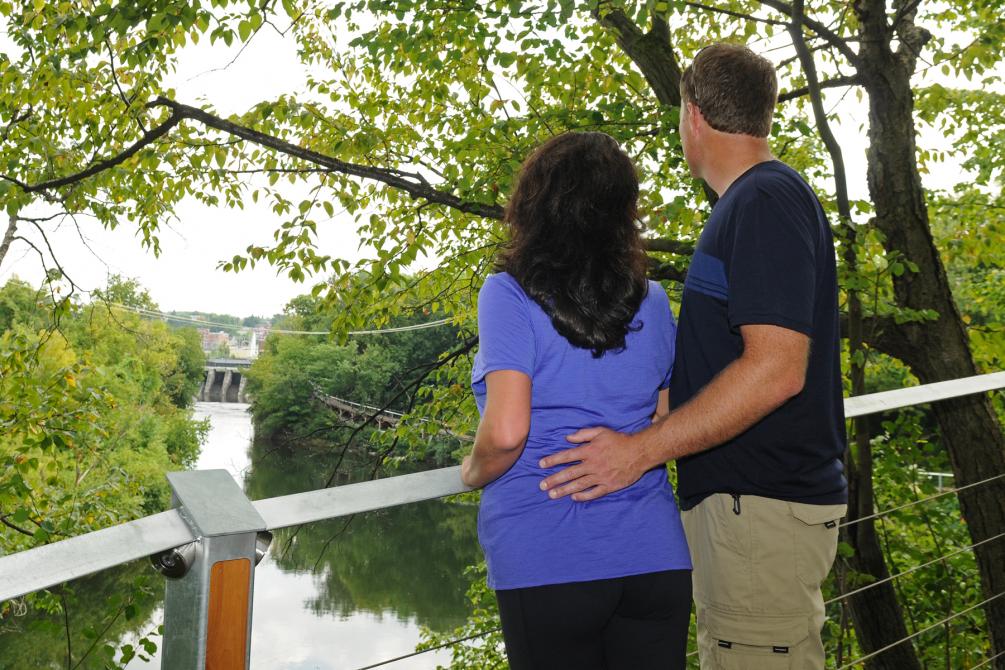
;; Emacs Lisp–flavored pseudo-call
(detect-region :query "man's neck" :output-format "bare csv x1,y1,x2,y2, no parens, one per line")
702,137,775,197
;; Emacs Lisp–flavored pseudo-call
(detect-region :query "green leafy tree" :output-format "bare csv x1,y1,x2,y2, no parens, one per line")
0,276,207,668
92,274,157,311
246,284,465,464
1,1,1003,666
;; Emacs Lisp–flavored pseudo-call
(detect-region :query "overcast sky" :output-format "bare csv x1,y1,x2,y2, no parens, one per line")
1,25,363,317
0,13,988,318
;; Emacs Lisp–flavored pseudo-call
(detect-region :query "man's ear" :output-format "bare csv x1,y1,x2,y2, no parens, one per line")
687,101,704,136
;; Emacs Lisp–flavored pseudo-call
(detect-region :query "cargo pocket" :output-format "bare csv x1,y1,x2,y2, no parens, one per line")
789,502,845,586
701,607,808,670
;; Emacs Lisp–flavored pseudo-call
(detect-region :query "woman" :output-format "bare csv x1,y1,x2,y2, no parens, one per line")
461,132,692,669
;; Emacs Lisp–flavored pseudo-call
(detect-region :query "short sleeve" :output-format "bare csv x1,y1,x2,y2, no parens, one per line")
649,281,677,390
727,195,816,335
471,274,536,389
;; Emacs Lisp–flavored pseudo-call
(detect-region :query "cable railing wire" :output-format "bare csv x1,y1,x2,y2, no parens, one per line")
973,650,1005,669
350,628,501,670
835,591,1005,669
825,532,1005,606
348,468,1004,669
839,473,1005,529
355,567,1002,670
350,627,700,670
349,470,1004,669
104,302,453,336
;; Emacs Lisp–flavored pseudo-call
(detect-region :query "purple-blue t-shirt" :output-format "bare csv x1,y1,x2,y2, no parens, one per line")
471,272,692,590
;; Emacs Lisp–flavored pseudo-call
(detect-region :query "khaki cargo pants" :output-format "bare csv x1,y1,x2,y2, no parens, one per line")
682,494,845,670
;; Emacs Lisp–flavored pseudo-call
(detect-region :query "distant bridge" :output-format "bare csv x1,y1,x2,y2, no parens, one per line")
309,381,472,441
200,358,253,403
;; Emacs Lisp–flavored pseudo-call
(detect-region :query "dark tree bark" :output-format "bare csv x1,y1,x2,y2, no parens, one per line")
0,216,17,270
852,2,1005,665
594,10,681,107
789,2,922,665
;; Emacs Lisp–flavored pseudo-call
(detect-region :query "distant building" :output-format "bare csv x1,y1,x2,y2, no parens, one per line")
252,325,271,343
199,330,230,353
247,326,271,358
231,329,257,360
199,325,269,360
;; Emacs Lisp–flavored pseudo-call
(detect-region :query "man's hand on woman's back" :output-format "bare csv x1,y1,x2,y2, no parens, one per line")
538,427,647,501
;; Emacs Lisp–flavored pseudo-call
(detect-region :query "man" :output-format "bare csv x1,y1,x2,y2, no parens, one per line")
539,43,848,669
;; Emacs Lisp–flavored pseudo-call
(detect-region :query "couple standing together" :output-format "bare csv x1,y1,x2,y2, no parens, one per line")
461,43,848,669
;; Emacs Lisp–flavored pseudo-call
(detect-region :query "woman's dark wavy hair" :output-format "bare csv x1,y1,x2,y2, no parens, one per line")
498,131,649,357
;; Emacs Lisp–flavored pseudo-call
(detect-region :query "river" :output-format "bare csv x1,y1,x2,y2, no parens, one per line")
149,402,480,669
0,402,480,669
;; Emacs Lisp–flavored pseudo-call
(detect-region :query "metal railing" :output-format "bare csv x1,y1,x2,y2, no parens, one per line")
0,371,1003,668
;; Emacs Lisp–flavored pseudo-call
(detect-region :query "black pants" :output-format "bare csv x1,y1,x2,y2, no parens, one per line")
496,569,692,670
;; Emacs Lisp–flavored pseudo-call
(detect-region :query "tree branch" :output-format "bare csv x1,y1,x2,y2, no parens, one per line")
643,237,694,255
3,110,184,193
685,1,787,26
891,0,923,35
787,1,852,221
0,514,34,537
150,98,507,220
839,312,917,364
778,74,863,102
595,7,720,206
27,220,79,293
756,0,861,65
60,588,72,670
105,38,146,133
594,6,682,107
891,0,932,63
647,258,687,283
5,96,508,223
1,106,33,144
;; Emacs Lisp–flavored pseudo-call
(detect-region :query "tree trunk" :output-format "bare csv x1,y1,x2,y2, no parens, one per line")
0,216,17,270
842,441,924,670
842,288,922,670
856,16,1005,665
788,8,923,664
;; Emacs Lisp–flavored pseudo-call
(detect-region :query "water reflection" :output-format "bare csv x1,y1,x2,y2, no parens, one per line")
243,409,481,668
0,561,161,670
246,439,480,632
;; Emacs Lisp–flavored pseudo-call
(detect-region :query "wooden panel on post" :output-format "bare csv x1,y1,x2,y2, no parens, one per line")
206,558,251,670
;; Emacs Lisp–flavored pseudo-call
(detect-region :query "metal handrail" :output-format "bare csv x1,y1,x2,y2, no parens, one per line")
0,467,470,602
842,371,1005,418
1,370,1003,604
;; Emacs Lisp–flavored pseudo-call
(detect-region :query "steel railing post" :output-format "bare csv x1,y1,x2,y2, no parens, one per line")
154,470,271,670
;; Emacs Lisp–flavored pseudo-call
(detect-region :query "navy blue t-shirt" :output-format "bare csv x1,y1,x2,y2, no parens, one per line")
672,160,848,510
